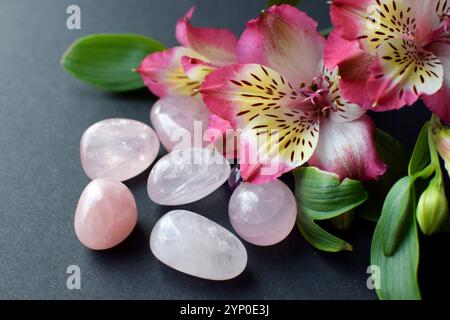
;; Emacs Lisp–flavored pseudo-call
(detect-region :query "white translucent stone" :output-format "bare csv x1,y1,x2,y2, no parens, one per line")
80,118,160,182
228,180,297,246
147,147,231,205
150,210,247,280
150,96,210,152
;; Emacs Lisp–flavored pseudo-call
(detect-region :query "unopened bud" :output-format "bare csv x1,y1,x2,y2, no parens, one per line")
416,179,448,236
431,115,450,177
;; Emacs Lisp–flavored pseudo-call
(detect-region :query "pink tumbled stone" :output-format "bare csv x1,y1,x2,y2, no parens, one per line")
228,180,297,246
74,179,137,250
147,147,231,205
80,118,160,182
150,96,210,152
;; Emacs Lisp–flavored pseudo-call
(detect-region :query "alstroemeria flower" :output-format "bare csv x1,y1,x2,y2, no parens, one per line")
328,0,450,122
137,7,238,97
201,5,387,184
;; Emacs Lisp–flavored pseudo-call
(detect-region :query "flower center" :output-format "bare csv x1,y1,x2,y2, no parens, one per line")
298,75,336,116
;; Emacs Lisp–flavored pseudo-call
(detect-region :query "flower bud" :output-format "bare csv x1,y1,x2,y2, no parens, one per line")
416,179,448,236
430,115,450,177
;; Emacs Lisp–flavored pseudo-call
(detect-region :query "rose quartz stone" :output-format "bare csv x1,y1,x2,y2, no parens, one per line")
150,96,210,152
80,118,160,181
150,210,247,280
228,179,297,246
74,179,137,250
147,147,231,205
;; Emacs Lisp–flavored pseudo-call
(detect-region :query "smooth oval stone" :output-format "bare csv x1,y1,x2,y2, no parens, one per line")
147,147,231,205
80,118,160,181
150,96,210,152
74,179,137,250
150,210,247,280
228,179,297,246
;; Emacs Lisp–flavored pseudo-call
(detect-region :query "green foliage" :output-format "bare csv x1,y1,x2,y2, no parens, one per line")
61,34,165,92
371,122,437,300
379,176,415,256
360,129,409,221
371,208,421,300
294,167,368,252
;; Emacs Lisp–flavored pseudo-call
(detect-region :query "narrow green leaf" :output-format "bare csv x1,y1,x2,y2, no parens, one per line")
360,129,409,221
61,34,165,92
267,0,300,7
375,129,409,178
409,122,431,176
293,167,368,220
380,176,415,256
296,210,353,252
294,167,367,252
371,207,421,300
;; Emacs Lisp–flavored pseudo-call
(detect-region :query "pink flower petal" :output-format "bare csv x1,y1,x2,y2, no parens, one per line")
237,4,325,86
201,63,320,183
423,86,450,124
137,46,206,97
308,115,387,181
367,39,443,111
324,67,366,122
201,63,302,125
337,51,375,109
410,0,448,44
323,29,375,108
176,6,238,66
181,56,217,81
207,114,233,144
238,140,296,184
206,114,239,159
332,0,416,54
423,42,450,124
330,0,371,41
324,30,362,70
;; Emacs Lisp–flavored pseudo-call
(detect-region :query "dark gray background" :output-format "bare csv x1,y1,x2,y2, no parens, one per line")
0,0,448,300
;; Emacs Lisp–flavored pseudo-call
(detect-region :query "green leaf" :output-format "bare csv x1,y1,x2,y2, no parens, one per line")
293,167,368,220
330,210,355,231
360,129,409,221
61,34,165,92
296,210,353,252
380,176,415,256
267,0,299,7
409,122,431,176
375,129,409,178
294,167,368,252
371,205,421,300
358,193,381,222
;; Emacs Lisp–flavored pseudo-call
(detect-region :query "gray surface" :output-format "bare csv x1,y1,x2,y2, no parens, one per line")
0,0,445,300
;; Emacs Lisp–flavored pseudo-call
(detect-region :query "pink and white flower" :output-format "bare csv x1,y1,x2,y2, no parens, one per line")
328,0,450,123
136,7,238,98
201,5,387,184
